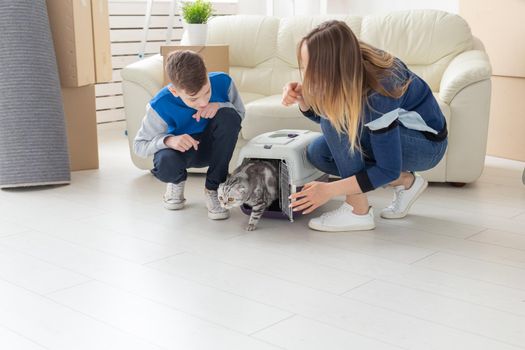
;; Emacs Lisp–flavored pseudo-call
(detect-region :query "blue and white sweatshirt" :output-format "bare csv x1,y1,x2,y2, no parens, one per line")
133,72,245,158
302,59,447,193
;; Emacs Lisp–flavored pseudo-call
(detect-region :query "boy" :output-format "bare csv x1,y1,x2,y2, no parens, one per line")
133,50,244,219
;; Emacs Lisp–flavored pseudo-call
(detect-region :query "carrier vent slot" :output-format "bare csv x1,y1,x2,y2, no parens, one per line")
279,161,293,222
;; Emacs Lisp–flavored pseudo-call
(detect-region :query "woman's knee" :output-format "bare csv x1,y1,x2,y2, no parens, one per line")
307,136,340,176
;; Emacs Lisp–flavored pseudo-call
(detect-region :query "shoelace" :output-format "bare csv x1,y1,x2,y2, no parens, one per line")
206,190,222,210
387,186,405,211
168,183,184,199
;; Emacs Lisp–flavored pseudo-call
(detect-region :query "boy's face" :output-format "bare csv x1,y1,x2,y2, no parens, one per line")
168,79,212,110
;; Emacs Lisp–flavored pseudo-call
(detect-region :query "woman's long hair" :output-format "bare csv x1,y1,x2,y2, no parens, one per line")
298,20,411,150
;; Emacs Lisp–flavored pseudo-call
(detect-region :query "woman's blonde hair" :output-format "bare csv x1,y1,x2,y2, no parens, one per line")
298,20,410,150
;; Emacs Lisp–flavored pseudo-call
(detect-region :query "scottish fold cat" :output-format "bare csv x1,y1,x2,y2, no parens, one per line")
218,160,279,231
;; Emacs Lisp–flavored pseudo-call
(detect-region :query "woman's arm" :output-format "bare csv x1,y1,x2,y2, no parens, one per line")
299,106,321,124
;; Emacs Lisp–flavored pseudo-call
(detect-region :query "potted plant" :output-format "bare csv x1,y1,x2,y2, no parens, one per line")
180,0,214,45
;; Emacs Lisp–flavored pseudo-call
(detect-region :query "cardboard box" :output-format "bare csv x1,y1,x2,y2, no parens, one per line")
486,76,525,161
460,0,525,78
61,85,100,170
161,45,229,85
91,0,113,83
46,0,96,87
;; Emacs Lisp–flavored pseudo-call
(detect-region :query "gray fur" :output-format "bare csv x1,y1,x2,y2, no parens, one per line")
218,160,279,231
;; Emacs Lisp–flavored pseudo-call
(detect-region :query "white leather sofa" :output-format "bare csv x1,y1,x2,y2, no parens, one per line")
121,10,492,184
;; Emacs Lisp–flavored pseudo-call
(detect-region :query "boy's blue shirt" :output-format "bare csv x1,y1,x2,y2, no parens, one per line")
150,72,231,136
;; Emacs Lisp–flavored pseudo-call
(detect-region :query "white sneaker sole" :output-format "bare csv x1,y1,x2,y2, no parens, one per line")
164,201,185,210
308,220,375,232
208,211,230,220
380,179,428,219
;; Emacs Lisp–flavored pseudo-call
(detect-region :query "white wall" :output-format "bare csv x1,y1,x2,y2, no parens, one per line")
237,0,266,14
237,0,458,17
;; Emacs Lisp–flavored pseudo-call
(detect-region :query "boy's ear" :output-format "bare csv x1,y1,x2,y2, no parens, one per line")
168,85,179,96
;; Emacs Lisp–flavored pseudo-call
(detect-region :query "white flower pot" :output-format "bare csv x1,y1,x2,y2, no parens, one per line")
181,23,208,46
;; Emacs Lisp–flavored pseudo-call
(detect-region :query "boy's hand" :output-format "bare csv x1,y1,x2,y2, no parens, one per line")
193,102,220,122
164,134,199,152
282,82,310,111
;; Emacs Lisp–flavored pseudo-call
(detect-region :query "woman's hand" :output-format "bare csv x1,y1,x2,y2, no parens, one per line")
289,181,334,214
282,82,310,111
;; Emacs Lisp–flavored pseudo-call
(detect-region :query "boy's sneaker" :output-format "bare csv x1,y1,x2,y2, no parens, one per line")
164,182,186,210
308,203,375,232
381,173,428,219
205,189,230,220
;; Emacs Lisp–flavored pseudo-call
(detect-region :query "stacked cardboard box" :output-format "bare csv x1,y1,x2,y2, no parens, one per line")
460,0,525,161
46,0,112,170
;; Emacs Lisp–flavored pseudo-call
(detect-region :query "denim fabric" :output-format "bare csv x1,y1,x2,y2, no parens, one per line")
307,118,447,180
151,108,241,190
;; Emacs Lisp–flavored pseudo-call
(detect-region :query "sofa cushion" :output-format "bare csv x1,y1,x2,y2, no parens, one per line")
276,15,363,67
239,91,266,104
207,16,279,68
242,94,320,139
360,10,473,92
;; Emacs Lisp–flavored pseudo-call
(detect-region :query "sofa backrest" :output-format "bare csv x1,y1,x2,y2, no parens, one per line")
207,10,474,96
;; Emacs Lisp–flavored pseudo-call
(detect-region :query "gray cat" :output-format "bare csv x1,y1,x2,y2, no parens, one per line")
218,160,279,231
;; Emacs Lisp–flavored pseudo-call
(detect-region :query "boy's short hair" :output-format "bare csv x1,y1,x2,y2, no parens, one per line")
165,50,207,95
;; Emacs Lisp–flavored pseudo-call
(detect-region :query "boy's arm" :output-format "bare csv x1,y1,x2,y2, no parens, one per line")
217,80,245,120
133,104,173,158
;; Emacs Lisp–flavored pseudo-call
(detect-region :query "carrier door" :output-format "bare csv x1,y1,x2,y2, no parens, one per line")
279,161,294,222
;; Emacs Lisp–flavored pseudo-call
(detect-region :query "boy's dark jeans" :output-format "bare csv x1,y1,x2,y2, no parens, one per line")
151,108,241,191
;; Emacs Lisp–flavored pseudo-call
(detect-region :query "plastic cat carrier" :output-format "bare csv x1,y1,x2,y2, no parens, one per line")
237,129,328,222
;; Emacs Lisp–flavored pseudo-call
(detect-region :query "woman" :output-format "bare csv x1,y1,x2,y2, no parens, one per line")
282,21,447,232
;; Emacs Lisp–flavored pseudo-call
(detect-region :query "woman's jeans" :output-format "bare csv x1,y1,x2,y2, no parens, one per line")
307,118,448,181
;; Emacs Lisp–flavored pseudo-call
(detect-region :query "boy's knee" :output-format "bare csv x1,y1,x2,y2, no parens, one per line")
213,108,242,132
153,148,185,170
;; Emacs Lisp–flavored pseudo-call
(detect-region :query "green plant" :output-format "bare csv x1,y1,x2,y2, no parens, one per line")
181,0,214,24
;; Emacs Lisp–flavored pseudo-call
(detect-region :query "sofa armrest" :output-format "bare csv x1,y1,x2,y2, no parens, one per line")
439,50,492,104
121,54,164,97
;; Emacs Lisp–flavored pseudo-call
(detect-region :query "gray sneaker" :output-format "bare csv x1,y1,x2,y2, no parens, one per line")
164,182,186,210
205,188,230,220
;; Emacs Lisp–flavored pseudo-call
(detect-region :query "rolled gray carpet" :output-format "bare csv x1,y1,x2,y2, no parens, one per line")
0,0,70,188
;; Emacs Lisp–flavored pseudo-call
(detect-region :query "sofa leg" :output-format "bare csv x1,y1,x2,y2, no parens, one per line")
449,182,467,188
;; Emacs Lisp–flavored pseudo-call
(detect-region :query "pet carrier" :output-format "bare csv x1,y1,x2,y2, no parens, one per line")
237,129,328,222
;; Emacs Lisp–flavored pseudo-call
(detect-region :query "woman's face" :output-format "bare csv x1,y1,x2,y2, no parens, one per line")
299,41,309,77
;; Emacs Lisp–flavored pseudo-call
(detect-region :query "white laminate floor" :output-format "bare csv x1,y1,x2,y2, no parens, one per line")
0,121,524,350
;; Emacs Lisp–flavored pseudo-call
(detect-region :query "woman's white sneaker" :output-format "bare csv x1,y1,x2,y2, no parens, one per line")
308,203,375,232
381,173,428,219
164,182,186,210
